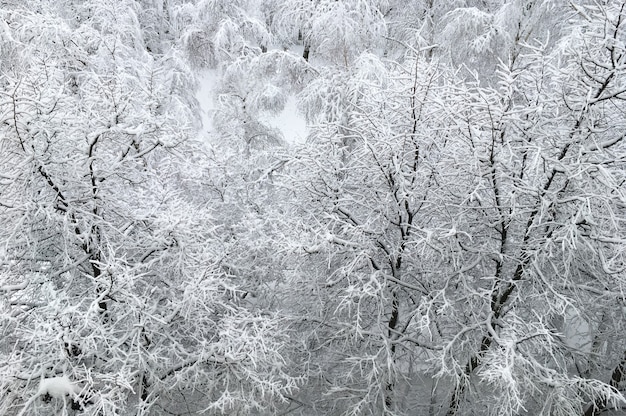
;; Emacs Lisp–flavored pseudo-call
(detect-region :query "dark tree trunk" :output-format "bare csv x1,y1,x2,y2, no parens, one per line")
303,44,310,61
583,351,626,416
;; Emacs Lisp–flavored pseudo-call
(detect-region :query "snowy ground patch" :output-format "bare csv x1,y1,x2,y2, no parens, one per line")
195,67,308,144
195,69,219,136
259,95,308,144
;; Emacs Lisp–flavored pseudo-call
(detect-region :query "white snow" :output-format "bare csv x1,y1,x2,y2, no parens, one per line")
37,376,78,399
17,375,81,416
0,281,27,291
259,95,308,144
195,69,219,136
195,68,308,144
563,308,592,353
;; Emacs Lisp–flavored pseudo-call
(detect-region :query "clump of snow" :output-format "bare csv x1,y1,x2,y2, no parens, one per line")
37,376,79,399
17,375,81,416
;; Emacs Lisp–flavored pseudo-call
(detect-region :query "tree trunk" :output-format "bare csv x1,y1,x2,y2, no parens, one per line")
583,351,626,416
303,44,310,61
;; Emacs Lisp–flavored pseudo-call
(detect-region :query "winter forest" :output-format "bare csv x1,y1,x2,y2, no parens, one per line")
1,0,626,415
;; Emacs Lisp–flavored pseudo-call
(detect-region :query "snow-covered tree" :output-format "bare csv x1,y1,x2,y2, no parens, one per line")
172,0,272,68
0,2,298,415
270,0,388,66
279,2,626,415
4,1,626,415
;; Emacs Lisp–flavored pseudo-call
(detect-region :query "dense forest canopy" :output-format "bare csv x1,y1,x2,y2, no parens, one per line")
1,1,625,415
